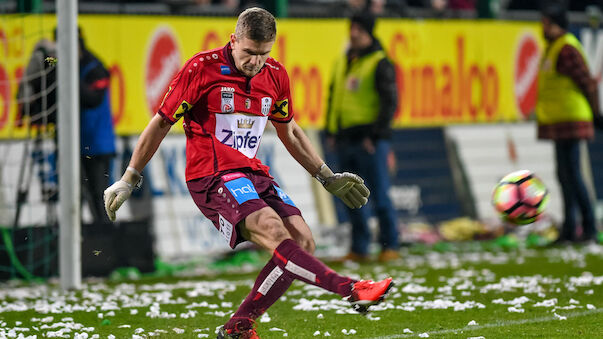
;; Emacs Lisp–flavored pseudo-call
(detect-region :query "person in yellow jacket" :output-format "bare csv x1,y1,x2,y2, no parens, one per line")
537,4,603,244
325,13,400,262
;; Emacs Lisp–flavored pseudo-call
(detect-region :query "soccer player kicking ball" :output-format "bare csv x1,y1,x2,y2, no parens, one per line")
104,8,393,339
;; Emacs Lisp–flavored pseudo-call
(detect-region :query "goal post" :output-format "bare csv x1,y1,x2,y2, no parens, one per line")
57,0,81,290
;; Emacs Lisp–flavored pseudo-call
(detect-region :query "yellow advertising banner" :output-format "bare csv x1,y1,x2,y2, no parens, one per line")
0,15,542,138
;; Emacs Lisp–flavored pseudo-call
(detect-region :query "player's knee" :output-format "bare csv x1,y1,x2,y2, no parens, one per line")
260,215,289,243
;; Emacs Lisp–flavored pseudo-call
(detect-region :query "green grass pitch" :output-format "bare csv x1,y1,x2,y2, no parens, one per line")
0,244,602,338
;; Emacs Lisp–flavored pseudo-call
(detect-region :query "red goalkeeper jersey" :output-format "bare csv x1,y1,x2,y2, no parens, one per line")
157,44,294,181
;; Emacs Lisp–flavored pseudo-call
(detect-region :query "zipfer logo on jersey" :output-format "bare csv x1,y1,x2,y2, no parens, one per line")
215,113,268,158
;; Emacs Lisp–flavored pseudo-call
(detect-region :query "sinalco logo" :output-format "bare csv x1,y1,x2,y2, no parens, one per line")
146,27,181,117
514,33,540,119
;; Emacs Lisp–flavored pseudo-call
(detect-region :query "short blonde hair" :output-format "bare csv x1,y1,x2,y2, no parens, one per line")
235,7,276,42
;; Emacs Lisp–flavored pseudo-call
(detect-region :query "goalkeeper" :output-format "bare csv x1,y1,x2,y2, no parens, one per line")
104,7,393,339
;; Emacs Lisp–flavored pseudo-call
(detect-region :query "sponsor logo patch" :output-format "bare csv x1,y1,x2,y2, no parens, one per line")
172,100,192,121
221,91,234,113
273,185,296,207
218,214,233,243
220,65,231,75
215,114,268,158
271,99,289,119
261,97,272,116
346,77,360,91
224,177,259,204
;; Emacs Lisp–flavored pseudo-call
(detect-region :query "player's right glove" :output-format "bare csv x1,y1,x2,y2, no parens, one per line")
103,167,142,222
315,164,370,209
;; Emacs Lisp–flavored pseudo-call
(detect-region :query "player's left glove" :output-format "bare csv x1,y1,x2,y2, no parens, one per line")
103,167,142,222
314,164,370,209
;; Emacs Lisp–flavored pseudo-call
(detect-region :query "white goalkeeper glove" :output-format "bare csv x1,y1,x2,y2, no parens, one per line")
315,164,370,209
103,167,142,222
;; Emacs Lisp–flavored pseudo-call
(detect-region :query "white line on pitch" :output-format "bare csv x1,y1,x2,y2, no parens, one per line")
368,308,603,339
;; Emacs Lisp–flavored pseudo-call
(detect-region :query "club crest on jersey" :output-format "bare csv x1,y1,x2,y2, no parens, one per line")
221,88,235,113
271,99,289,119
245,98,251,109
172,100,192,121
261,97,272,116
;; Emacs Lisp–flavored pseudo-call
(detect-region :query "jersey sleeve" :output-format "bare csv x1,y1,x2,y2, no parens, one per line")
269,67,295,123
157,58,204,125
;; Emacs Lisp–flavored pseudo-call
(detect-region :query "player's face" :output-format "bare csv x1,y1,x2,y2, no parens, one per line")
230,34,274,77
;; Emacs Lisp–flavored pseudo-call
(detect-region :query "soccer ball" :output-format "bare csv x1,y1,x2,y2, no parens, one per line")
491,170,549,225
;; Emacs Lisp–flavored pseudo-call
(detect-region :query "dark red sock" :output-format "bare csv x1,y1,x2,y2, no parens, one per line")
225,259,294,331
273,239,356,297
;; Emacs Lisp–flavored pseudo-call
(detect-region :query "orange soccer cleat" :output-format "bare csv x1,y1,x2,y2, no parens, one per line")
349,277,394,314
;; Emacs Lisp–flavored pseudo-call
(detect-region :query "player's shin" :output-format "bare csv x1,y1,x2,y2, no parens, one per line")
225,260,294,331
272,239,356,297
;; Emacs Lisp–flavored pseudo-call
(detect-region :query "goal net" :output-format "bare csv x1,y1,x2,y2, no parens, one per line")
0,5,59,280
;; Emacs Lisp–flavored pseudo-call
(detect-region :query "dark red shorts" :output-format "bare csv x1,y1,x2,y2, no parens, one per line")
187,169,302,248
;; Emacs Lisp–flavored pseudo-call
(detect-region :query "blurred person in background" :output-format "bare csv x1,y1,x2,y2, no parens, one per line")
75,27,117,224
19,28,116,224
103,8,393,338
325,13,400,263
537,4,603,244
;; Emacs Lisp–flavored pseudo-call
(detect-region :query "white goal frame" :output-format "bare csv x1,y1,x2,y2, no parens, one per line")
57,0,81,290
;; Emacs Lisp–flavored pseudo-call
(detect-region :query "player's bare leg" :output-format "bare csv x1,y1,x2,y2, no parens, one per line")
219,208,393,338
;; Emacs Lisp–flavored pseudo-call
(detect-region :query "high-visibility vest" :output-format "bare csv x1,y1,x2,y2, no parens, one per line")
327,50,387,134
536,33,592,125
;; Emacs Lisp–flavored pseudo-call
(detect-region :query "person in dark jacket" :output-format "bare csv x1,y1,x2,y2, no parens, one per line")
21,28,116,224
76,28,117,224
325,13,400,262
537,5,602,244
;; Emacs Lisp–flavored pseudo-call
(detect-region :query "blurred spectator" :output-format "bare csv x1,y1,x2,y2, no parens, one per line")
536,4,603,244
74,27,117,224
325,13,400,262
18,29,116,224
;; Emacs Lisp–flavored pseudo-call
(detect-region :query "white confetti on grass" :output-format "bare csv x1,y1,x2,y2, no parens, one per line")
507,306,525,313
533,298,557,307
553,312,567,320
403,328,413,333
173,327,185,334
419,333,429,338
314,330,321,336
259,313,271,323
587,304,596,310
467,320,478,326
